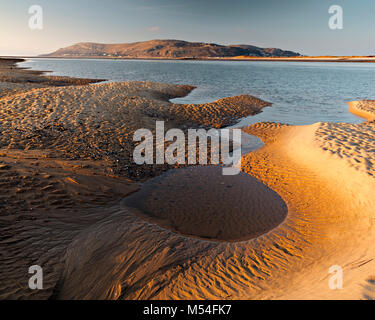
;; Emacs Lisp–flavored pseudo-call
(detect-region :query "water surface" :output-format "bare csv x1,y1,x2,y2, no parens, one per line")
21,58,375,125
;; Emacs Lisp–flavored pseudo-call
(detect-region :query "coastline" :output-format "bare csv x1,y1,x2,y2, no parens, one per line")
6,55,375,63
0,58,271,176
0,58,273,299
1,57,375,300
348,100,375,121
0,57,104,99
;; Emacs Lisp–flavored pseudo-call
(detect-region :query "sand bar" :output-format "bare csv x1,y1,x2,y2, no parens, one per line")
348,100,375,121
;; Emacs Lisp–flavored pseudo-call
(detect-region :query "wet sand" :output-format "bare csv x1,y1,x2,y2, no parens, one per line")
122,166,287,242
0,58,103,99
53,120,375,300
1,57,375,300
0,58,272,299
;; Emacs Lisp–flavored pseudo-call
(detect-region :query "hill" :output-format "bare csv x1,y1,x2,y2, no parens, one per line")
42,40,300,59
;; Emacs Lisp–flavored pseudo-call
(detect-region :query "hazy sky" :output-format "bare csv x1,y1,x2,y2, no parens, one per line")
1,0,374,56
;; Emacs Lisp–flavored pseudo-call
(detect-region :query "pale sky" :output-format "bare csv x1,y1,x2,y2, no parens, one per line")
1,0,374,56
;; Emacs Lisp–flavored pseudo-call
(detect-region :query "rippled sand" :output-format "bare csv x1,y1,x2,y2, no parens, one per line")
50,120,375,300
122,166,287,242
0,60,274,299
348,100,375,121
1,58,375,300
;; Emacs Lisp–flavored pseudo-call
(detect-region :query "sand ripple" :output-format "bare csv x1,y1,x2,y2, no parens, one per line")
54,122,375,300
122,166,287,241
2,76,375,299
348,100,375,121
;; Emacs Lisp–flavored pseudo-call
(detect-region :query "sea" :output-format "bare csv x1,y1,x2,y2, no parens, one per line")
20,58,375,126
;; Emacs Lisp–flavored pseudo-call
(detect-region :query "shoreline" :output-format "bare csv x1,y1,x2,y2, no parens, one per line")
7,55,375,63
1,57,375,300
0,57,271,181
347,100,375,121
0,58,104,99
0,57,275,299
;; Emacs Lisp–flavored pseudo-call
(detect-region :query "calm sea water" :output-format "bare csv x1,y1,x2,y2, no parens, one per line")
20,58,375,125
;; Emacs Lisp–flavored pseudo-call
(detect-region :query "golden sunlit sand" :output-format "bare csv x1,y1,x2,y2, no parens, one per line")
1,58,375,300
348,100,375,121
53,120,375,300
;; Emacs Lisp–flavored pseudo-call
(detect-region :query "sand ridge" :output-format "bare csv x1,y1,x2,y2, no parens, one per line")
0,78,269,180
348,100,375,121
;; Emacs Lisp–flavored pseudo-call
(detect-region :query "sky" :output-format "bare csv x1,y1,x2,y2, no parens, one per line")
1,0,374,56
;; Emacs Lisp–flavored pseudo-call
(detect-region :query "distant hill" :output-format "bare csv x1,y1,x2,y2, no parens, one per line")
42,40,301,59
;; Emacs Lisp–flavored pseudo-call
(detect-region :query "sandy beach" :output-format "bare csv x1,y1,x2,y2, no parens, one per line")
0,58,270,298
1,57,375,300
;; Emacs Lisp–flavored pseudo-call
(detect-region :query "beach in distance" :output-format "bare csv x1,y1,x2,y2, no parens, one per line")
1,56,375,300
